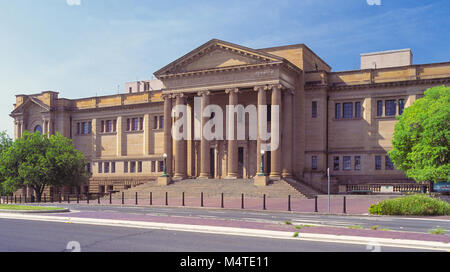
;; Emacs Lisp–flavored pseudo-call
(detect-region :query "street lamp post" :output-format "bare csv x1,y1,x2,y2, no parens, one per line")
258,150,265,176
162,153,168,177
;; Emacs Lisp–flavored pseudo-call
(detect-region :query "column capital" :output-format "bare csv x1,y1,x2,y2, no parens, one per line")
268,84,283,91
253,85,268,92
197,90,211,97
225,87,239,94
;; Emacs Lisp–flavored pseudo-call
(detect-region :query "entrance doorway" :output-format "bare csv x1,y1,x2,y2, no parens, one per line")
210,148,215,178
238,147,244,178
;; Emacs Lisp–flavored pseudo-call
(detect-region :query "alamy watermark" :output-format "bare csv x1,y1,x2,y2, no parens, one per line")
171,98,280,151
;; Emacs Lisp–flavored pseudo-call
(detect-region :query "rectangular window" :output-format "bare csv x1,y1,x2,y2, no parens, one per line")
385,156,394,170
377,100,383,116
343,103,353,119
151,161,156,172
335,103,341,120
111,162,116,173
124,161,128,173
86,163,91,173
398,99,405,115
159,116,164,129
333,156,340,171
154,116,158,129
311,156,318,170
130,161,136,173
88,122,92,134
127,119,131,131
106,120,112,133
355,156,361,171
98,162,102,174
101,121,105,133
158,161,164,172
129,87,132,93
138,161,142,173
343,156,351,171
375,156,382,170
82,122,89,135
385,100,396,116
77,123,81,135
139,117,144,131
113,120,117,132
355,102,361,118
104,162,110,173
312,101,318,118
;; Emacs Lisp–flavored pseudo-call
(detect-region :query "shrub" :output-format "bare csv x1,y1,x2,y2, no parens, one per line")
369,194,450,216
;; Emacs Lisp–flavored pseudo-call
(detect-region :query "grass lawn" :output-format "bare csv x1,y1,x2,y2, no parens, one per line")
0,204,65,211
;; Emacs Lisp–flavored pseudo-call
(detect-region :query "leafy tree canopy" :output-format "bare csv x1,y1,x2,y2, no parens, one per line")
0,131,89,199
389,85,450,183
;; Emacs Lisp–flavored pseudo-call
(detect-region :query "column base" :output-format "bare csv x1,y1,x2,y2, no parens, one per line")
198,174,211,179
254,175,268,187
224,175,238,180
269,172,282,180
157,176,172,186
282,172,293,178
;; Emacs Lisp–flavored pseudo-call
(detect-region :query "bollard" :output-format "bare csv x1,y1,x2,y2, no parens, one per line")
314,196,318,213
43,194,46,203
51,194,53,203
122,192,124,205
263,194,266,210
19,195,22,204
201,192,204,207
135,192,138,205
221,193,224,209
149,192,152,206
241,194,244,209
76,192,79,204
14,195,17,204
288,195,291,212
182,192,185,207
343,196,347,214
59,193,62,203
165,192,168,206
86,193,89,204
98,194,100,204
68,194,70,204
109,193,112,205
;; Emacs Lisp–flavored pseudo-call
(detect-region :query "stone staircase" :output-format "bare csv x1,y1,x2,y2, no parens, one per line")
110,178,310,199
283,178,320,199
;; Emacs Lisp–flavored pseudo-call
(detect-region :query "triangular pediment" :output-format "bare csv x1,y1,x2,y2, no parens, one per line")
155,39,283,76
11,97,50,116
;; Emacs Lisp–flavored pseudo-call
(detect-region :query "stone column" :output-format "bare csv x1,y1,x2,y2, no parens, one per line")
117,116,123,156
254,86,268,175
173,94,187,180
143,113,150,155
282,90,294,178
270,84,282,179
225,88,239,179
163,95,173,176
198,91,211,179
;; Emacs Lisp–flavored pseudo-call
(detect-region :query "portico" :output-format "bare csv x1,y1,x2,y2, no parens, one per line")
155,39,301,182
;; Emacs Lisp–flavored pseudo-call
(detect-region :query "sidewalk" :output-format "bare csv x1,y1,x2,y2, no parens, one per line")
35,194,399,215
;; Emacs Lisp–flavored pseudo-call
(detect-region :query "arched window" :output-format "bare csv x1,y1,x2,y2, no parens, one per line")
34,125,42,133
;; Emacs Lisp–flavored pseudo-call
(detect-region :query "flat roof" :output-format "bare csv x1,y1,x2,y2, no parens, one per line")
361,48,412,57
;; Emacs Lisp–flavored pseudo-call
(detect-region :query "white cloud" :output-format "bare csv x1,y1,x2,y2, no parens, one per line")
66,0,81,6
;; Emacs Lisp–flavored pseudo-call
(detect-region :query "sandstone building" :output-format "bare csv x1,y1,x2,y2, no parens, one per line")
10,39,450,194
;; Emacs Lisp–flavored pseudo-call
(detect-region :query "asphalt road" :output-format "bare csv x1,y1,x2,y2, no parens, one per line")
0,218,434,252
21,203,450,234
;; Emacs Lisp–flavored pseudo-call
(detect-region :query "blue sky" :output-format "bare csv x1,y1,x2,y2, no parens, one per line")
1,0,449,137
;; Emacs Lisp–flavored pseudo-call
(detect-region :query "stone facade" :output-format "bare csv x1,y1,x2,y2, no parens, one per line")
10,39,450,193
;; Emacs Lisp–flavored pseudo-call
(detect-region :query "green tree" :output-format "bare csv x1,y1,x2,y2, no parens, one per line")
0,131,13,195
0,131,89,201
389,85,450,183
